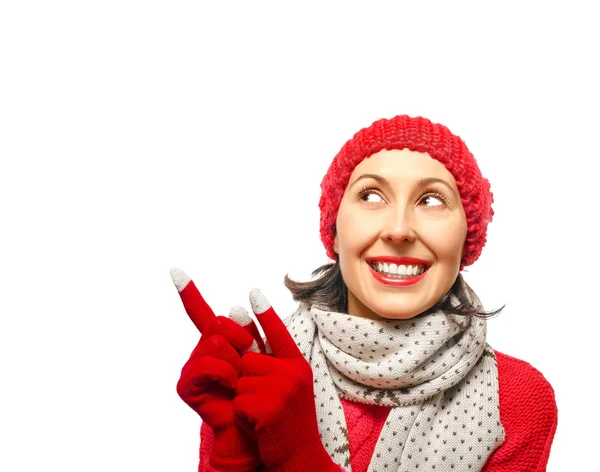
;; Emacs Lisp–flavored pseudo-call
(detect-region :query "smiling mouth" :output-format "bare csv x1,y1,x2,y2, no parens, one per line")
369,261,428,278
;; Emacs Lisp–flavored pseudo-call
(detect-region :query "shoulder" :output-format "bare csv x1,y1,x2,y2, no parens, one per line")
495,350,557,416
483,350,558,471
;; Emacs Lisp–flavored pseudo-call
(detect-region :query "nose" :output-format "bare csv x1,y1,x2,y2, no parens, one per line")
379,206,417,244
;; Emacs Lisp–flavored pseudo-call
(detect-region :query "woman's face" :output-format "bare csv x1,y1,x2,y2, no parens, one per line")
333,149,467,320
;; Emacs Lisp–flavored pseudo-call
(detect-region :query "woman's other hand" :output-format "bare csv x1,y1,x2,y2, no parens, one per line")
233,289,341,472
171,268,264,472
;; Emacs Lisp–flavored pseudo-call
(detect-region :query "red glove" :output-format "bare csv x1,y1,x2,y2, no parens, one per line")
172,268,265,471
232,289,341,472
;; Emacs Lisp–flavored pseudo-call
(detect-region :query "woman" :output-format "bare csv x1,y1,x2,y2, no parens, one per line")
172,115,558,471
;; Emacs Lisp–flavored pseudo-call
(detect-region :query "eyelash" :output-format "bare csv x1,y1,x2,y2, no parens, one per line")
355,186,449,206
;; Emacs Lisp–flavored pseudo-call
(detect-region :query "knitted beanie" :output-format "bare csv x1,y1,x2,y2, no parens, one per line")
319,115,494,269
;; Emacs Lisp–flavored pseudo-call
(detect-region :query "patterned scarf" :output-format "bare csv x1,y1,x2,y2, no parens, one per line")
283,301,505,472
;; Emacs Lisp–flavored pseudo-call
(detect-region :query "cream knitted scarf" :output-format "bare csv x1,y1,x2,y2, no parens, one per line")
283,301,505,472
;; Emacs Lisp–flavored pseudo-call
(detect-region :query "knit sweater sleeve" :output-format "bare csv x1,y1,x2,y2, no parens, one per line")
482,351,558,472
199,422,217,472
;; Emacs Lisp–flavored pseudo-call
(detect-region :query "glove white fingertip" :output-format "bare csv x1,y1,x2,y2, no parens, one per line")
229,305,252,326
245,339,261,354
170,267,191,292
249,288,270,315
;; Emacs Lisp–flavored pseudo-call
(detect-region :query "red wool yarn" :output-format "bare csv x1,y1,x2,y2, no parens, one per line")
319,115,494,269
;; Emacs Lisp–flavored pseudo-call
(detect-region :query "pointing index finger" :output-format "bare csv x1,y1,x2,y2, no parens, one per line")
248,288,299,359
170,267,215,333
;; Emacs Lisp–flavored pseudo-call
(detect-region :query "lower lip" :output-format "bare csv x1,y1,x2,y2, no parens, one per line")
368,263,428,286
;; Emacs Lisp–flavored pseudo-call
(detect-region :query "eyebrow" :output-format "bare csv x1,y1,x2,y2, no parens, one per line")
348,173,457,196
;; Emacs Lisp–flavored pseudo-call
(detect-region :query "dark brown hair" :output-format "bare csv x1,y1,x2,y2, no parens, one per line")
284,260,504,318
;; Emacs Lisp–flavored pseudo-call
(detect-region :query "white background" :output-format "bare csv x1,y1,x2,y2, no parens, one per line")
1,2,598,470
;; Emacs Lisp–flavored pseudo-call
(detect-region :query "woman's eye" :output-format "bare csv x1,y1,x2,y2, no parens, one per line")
420,194,445,207
360,191,383,203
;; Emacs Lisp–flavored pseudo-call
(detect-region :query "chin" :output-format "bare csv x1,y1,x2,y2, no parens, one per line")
368,302,425,320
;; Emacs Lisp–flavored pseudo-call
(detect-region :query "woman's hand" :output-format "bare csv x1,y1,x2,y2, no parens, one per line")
233,289,341,472
171,268,265,472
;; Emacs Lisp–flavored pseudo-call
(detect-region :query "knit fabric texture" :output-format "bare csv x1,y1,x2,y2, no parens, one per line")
319,115,493,269
481,352,557,471
283,303,505,472
339,398,391,471
198,351,557,472
338,351,557,472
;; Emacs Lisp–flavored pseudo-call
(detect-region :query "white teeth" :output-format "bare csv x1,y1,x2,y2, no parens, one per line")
370,262,427,277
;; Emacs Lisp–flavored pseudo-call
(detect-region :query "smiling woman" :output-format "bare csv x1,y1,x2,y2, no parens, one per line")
174,115,558,472
333,149,469,320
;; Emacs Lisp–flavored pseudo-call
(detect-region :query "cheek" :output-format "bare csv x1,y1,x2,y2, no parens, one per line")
335,206,367,252
425,219,467,263
447,232,467,264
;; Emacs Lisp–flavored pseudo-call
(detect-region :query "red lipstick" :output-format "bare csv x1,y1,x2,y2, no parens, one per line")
366,257,430,287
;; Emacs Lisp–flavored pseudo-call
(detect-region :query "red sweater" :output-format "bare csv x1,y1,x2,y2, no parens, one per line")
198,350,557,471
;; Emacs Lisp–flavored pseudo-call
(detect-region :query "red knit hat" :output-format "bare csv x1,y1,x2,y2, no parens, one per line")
319,115,494,269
